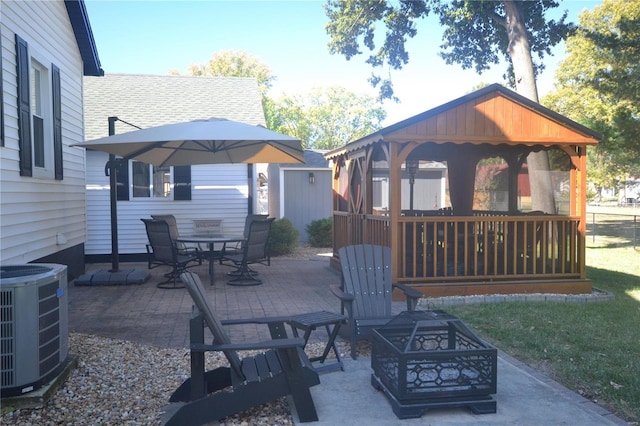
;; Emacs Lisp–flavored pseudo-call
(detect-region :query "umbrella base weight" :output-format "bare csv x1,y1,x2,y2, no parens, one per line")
74,269,150,286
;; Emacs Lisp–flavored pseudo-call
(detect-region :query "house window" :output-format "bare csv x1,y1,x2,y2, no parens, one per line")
31,61,50,169
116,161,191,201
132,161,171,198
15,35,61,179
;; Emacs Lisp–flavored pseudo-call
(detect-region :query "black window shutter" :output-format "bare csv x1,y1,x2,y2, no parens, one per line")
15,34,32,177
174,166,191,200
1,36,4,147
116,159,129,201
52,64,62,180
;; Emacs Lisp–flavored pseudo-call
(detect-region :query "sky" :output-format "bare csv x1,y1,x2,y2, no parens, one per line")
84,0,602,126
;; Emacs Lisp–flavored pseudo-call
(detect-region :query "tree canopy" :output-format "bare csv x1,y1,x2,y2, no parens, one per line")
543,0,640,193
186,50,276,97
266,87,386,150
184,50,385,150
324,0,573,101
324,0,575,213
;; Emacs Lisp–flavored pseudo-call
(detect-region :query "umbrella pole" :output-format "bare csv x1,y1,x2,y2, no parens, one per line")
108,117,120,272
109,154,120,272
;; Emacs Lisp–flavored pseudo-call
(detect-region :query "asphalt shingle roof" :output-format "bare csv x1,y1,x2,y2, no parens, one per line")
83,73,264,140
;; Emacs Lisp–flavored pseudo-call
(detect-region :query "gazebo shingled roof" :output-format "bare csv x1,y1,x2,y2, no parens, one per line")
326,83,600,160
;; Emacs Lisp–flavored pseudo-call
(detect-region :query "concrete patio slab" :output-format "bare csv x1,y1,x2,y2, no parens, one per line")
69,257,628,425
293,354,626,426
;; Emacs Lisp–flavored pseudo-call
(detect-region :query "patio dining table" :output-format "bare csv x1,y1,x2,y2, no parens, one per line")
177,234,245,286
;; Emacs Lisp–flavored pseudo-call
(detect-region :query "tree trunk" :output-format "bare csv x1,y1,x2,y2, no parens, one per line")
504,1,556,213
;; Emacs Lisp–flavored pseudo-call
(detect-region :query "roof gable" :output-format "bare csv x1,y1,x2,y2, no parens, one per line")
384,84,600,145
64,0,103,76
328,84,601,159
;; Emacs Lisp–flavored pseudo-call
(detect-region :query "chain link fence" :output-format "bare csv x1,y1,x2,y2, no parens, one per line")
586,207,639,250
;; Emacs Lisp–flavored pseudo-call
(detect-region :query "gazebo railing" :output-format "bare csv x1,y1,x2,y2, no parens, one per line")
399,215,581,282
333,212,583,283
333,212,390,253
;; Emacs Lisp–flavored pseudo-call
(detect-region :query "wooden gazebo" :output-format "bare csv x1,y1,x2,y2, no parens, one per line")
325,84,601,297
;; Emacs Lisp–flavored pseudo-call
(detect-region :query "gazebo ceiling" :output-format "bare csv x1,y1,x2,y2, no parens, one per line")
326,84,601,160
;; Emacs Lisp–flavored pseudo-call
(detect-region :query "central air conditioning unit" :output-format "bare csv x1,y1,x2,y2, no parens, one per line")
0,264,68,397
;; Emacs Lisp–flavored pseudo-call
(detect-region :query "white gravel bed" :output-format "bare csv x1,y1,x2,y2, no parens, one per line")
1,333,357,426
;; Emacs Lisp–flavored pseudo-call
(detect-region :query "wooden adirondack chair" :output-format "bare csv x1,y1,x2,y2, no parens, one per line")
330,244,422,359
161,271,320,425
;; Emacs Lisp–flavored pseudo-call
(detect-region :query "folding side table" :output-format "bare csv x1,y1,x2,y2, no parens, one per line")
287,311,347,373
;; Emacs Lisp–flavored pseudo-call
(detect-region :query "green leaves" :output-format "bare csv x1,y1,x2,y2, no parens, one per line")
266,86,386,149
544,0,640,186
324,0,573,100
187,50,275,97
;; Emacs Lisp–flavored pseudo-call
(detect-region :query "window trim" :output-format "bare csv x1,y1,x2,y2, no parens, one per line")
28,54,53,179
14,34,61,179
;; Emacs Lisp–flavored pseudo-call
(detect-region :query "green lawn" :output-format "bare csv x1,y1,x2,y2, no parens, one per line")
446,245,640,423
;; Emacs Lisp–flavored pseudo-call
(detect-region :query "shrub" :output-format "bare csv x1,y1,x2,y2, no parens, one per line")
306,217,332,247
269,218,299,256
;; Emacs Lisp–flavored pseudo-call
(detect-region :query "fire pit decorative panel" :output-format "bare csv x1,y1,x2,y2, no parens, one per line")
371,310,497,419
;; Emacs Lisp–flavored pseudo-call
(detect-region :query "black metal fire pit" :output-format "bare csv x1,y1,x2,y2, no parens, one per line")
371,310,497,419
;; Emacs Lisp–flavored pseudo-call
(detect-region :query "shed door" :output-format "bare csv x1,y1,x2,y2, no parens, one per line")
283,170,332,242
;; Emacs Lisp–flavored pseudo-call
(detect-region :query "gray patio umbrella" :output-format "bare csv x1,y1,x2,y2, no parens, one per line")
72,117,304,284
74,117,305,166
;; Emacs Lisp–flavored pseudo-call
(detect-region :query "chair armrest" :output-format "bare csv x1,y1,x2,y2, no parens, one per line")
221,315,292,326
330,284,354,318
392,283,422,311
191,336,305,353
329,284,354,302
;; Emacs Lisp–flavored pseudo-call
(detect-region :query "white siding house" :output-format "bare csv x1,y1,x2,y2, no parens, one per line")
0,0,102,278
82,74,266,258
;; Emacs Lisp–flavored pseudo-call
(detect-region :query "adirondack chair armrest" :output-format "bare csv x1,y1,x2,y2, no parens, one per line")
330,284,354,319
392,283,422,311
329,284,354,302
191,337,305,353
221,316,291,326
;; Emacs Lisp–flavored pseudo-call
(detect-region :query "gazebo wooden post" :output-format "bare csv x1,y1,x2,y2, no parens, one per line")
388,143,402,283
364,149,373,215
578,147,588,279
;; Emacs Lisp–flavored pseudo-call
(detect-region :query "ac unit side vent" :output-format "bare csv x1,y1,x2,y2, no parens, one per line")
38,281,60,378
39,338,61,377
0,289,15,387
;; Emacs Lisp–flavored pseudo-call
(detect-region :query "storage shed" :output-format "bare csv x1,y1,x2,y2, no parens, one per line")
268,150,332,242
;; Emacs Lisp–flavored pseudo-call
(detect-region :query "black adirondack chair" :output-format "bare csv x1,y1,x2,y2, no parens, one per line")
161,271,320,425
330,244,423,359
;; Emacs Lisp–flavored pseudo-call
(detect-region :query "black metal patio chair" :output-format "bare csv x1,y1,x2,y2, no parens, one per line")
219,214,268,265
141,218,200,289
150,214,202,261
224,217,274,286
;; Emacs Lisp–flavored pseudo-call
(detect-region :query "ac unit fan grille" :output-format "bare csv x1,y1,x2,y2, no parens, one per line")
0,289,15,387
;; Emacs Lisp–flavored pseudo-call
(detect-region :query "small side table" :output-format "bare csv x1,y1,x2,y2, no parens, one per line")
288,311,347,373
